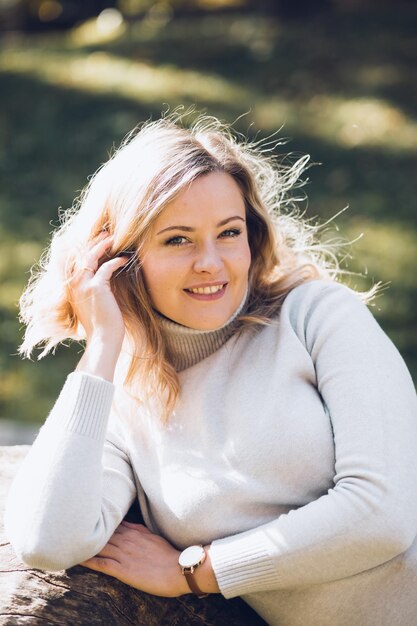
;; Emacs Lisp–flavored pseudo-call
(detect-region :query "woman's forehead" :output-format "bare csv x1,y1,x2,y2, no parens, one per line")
153,172,246,230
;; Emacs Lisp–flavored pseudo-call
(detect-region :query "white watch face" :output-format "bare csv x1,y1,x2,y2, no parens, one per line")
179,545,205,568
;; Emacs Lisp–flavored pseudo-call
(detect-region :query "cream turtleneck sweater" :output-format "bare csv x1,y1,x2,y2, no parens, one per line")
156,287,248,371
5,279,417,626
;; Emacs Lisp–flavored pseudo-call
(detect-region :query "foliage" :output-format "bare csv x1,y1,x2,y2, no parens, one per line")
0,3,416,424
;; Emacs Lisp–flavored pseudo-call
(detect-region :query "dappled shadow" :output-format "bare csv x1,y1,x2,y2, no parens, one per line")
72,6,417,119
0,73,162,238
0,4,416,426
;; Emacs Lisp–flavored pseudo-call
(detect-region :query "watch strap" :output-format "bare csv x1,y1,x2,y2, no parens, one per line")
184,571,209,598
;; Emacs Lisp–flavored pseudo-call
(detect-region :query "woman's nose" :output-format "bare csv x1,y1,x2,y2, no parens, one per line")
193,242,223,274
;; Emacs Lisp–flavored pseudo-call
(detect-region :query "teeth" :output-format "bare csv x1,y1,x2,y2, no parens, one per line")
189,284,225,295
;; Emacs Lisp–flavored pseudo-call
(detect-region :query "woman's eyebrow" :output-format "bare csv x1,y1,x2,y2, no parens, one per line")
156,215,245,236
218,215,246,227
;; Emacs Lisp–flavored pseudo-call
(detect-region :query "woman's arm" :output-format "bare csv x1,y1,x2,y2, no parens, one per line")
208,281,417,596
4,372,137,570
79,520,220,597
5,235,137,570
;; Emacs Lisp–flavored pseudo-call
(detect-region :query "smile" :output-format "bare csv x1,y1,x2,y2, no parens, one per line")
187,284,226,295
184,283,227,300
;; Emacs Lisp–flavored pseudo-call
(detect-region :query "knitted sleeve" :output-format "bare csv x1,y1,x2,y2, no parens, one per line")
209,281,417,596
5,372,137,571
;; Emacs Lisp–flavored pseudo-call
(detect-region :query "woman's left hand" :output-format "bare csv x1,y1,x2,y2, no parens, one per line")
80,521,189,597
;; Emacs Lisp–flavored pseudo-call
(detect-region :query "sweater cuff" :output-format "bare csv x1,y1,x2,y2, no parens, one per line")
209,529,279,598
45,371,114,441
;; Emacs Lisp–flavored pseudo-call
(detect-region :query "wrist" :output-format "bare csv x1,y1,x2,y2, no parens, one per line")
178,544,220,596
76,336,121,382
193,545,220,594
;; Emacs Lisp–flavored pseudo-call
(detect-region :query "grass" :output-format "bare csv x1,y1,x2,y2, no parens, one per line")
0,4,416,424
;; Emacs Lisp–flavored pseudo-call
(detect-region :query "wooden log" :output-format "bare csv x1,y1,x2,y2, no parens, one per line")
0,446,267,625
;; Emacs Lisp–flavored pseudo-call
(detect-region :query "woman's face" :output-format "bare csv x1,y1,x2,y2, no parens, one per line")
141,171,251,330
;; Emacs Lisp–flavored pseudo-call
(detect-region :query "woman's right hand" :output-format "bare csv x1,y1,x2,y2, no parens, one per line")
71,234,130,381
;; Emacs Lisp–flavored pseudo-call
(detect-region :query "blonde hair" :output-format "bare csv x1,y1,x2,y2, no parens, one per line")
19,113,348,420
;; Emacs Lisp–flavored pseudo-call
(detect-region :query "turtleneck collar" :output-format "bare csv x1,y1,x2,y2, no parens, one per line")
156,290,248,372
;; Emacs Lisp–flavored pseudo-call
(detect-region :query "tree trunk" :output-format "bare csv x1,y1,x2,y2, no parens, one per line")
0,446,267,625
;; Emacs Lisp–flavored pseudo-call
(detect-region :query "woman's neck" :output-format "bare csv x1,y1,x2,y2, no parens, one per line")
156,290,248,371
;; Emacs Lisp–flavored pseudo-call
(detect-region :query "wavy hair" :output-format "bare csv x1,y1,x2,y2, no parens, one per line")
19,113,353,420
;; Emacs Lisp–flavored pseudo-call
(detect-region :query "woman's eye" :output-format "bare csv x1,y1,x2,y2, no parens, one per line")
165,235,189,246
219,228,242,238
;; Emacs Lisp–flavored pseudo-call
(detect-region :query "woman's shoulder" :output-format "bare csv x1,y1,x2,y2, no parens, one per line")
285,278,358,303
278,278,376,344
282,278,365,318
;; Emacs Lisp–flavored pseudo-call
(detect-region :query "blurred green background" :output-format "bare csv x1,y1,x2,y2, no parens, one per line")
1,0,416,437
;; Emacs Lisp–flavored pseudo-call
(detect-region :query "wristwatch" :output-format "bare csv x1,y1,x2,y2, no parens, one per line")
178,544,208,598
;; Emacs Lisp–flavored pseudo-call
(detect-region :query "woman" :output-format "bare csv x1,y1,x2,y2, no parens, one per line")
5,114,417,626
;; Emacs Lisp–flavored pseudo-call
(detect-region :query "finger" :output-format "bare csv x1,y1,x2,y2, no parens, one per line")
95,541,121,556
93,255,130,282
83,235,114,271
72,237,114,281
106,536,123,548
80,556,120,572
121,521,152,533
88,230,109,247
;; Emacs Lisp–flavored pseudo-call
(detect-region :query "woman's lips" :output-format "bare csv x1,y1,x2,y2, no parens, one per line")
184,283,227,301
